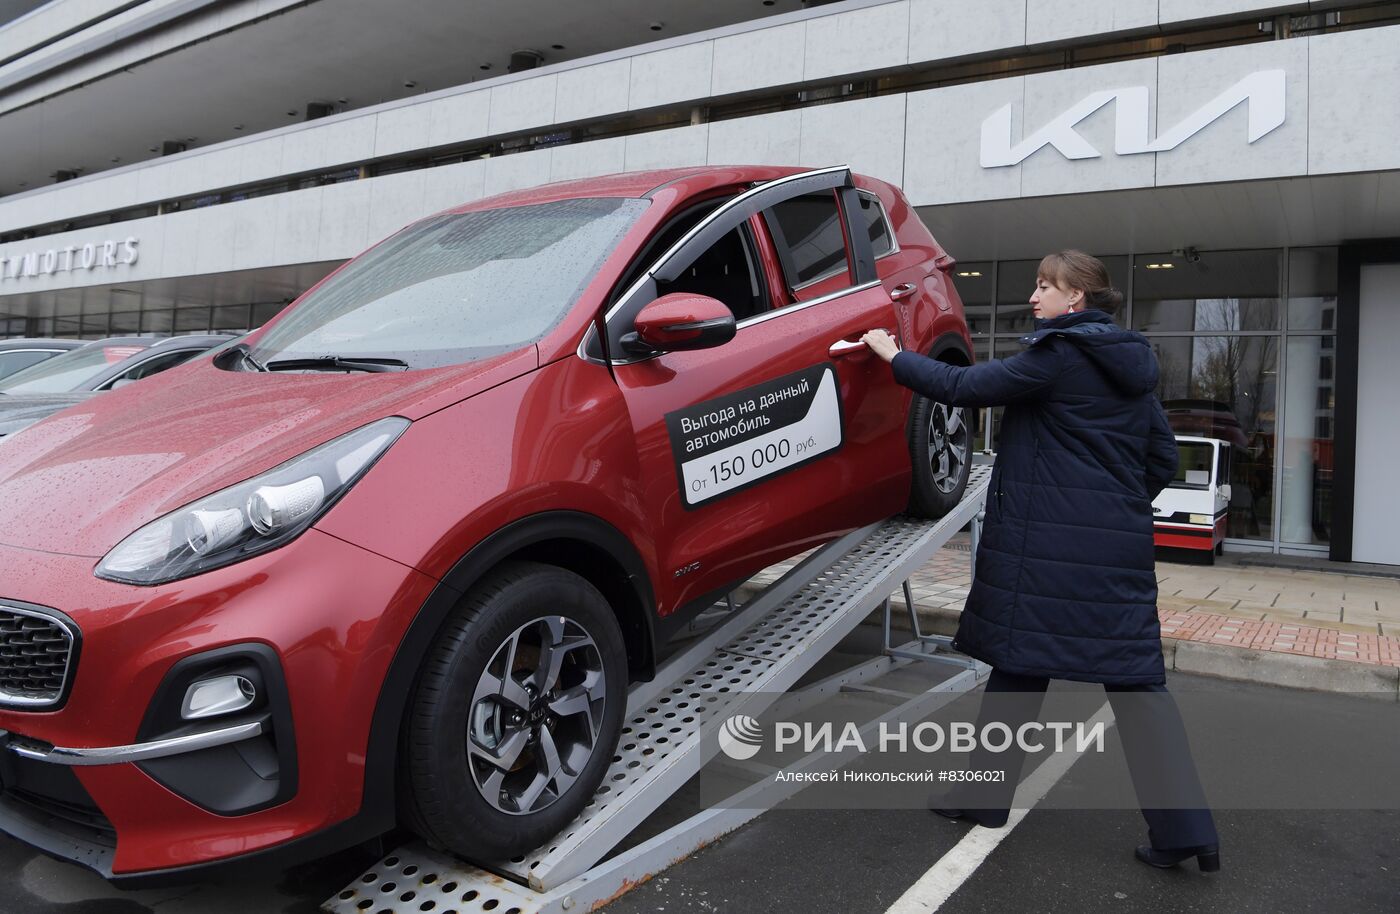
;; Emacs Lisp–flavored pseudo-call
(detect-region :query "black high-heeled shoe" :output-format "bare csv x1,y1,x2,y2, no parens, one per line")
1134,843,1221,872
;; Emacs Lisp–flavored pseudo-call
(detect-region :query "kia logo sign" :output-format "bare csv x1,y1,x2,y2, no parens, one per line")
980,69,1286,168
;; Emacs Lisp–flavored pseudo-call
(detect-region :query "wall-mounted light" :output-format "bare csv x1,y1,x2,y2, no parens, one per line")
956,271,983,277
1145,263,1175,270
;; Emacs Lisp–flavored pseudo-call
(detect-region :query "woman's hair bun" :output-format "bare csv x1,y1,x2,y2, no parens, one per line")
1087,286,1124,315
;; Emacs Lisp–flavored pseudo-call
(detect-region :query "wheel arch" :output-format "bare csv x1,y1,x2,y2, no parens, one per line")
359,511,657,832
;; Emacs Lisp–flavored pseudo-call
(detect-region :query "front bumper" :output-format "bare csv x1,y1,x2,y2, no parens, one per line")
0,529,438,880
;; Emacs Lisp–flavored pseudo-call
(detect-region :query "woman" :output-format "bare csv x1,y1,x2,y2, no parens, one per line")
861,251,1220,873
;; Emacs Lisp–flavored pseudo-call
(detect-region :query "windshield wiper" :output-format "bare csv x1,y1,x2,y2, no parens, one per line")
263,356,409,373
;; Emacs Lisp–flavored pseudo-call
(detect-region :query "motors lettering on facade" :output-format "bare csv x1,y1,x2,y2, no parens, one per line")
0,236,140,283
980,69,1286,168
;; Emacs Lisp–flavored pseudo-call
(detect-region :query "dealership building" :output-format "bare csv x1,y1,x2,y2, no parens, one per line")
0,0,1396,565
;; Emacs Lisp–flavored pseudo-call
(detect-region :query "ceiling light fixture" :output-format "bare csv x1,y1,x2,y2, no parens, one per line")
956,271,983,277
1145,263,1175,270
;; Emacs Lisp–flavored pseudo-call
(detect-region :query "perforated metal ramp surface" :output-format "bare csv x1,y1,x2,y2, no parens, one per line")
325,465,989,912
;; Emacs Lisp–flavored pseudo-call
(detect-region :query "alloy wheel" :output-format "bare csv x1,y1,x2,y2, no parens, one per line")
928,402,969,494
467,616,607,816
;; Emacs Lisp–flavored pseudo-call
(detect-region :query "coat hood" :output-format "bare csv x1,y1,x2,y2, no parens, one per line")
1024,310,1158,396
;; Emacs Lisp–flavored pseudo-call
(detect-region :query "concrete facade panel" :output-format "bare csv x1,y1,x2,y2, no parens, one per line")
271,187,324,266
549,137,628,183
366,170,429,241
1025,0,1157,45
798,94,906,185
1018,58,1158,198
1153,38,1308,186
488,74,559,136
1158,1,1285,25
421,159,488,214
904,78,1025,205
711,21,806,97
624,124,710,172
627,41,713,112
482,149,554,197
374,103,434,158
426,89,492,149
706,110,803,167
238,136,284,187
1307,25,1400,175
314,179,372,261
908,0,1027,64
317,115,380,170
279,125,328,176
803,0,908,81
228,195,280,271
553,59,631,125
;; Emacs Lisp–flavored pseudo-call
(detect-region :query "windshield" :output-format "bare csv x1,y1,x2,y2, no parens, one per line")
246,197,649,370
0,342,148,394
1170,442,1215,490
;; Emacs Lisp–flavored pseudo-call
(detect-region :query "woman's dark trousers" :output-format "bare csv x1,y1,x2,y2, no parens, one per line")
958,667,1219,850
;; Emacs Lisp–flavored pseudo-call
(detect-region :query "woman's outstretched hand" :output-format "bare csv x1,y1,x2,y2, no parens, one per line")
861,329,900,363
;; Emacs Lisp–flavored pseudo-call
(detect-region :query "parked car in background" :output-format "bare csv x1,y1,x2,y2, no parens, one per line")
1152,434,1232,561
0,335,237,440
1161,398,1248,449
0,339,84,380
0,165,973,883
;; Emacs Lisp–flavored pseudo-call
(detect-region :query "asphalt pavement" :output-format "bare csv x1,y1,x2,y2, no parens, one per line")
0,674,1394,913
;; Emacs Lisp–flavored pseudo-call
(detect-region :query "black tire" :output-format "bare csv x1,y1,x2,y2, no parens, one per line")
906,390,972,519
401,560,627,861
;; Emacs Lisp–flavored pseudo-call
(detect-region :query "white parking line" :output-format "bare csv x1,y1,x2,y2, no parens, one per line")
883,702,1117,914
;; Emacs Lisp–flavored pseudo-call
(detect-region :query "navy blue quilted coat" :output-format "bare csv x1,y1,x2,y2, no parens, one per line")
891,309,1178,685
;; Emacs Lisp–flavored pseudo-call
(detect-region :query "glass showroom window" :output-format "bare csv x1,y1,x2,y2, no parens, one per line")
1149,334,1279,541
951,264,994,453
1279,248,1339,547
1132,249,1282,333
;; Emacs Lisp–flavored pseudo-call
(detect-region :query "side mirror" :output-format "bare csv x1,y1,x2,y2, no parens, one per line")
109,378,135,389
622,293,736,355
1220,484,1232,501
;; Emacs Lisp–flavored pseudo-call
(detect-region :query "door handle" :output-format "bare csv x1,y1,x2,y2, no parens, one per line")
829,328,895,358
890,282,917,301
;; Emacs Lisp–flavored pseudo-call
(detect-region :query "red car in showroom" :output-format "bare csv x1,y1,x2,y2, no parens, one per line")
0,165,973,883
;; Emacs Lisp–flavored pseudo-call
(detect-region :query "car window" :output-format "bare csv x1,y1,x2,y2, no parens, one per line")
654,225,765,322
856,192,895,259
0,350,60,380
0,343,149,394
247,197,650,370
1170,441,1214,490
102,348,203,387
762,191,851,290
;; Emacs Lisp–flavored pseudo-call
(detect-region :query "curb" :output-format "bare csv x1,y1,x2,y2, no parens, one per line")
734,582,1400,701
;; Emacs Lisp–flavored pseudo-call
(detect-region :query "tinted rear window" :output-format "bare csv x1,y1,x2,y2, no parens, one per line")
763,191,850,288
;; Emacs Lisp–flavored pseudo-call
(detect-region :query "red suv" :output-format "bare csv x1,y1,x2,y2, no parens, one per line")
0,165,972,883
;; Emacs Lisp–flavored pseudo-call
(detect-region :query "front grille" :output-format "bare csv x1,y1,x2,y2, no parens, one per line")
0,604,77,708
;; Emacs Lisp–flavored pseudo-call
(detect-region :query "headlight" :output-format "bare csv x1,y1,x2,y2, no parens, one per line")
1189,513,1212,525
96,417,409,585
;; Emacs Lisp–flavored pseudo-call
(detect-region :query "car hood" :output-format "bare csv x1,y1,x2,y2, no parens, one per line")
0,393,95,436
0,348,538,557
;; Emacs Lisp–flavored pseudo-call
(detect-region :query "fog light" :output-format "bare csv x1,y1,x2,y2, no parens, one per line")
1190,513,1211,525
181,675,257,720
246,476,325,534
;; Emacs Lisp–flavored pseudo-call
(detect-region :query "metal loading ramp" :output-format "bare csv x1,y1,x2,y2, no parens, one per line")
326,463,991,914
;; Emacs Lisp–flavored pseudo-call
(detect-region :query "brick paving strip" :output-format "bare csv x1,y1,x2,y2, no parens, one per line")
741,535,1400,694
